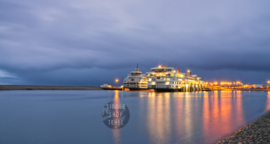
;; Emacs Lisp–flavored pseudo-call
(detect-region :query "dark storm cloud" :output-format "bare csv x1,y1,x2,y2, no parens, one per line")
0,0,270,85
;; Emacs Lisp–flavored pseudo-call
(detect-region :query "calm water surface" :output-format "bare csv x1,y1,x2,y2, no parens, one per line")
0,90,270,144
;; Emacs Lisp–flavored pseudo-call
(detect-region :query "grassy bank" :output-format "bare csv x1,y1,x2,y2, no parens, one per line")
217,111,270,144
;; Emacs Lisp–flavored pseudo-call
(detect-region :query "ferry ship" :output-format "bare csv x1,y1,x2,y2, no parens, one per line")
146,63,204,92
123,64,148,90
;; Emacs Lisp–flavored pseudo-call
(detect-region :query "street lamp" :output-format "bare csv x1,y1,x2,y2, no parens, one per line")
266,80,270,89
114,78,119,87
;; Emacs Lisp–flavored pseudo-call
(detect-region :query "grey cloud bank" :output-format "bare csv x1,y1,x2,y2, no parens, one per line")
0,0,270,85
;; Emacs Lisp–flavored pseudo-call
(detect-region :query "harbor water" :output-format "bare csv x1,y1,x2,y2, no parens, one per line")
0,90,270,144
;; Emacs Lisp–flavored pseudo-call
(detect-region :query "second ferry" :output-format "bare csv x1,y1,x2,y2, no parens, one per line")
123,64,148,90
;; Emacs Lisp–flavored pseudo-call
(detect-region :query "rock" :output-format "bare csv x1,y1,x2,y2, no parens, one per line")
218,111,270,143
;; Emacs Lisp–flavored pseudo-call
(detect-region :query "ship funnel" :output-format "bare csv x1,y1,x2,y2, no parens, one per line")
187,70,191,75
161,63,167,67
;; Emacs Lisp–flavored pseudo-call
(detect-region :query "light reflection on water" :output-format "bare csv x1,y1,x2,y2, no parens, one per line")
0,90,270,144
112,90,120,144
266,92,270,111
201,91,244,143
146,92,172,144
126,90,269,144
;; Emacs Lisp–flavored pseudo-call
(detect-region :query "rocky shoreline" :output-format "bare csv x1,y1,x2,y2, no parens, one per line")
0,85,102,90
217,111,270,144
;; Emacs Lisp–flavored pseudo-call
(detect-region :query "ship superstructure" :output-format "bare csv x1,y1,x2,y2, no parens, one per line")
147,63,204,91
123,64,148,90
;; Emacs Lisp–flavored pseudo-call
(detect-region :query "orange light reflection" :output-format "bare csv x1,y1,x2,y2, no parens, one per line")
147,92,171,144
112,90,120,144
202,90,244,142
266,92,270,111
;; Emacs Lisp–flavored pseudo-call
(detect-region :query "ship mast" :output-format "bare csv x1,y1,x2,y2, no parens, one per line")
136,63,139,72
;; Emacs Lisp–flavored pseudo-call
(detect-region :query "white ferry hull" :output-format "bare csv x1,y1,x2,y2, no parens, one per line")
154,88,181,92
128,88,148,90
123,83,148,90
148,85,182,91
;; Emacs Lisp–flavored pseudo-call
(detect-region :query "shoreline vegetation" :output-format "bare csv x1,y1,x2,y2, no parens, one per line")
217,111,270,144
0,85,102,90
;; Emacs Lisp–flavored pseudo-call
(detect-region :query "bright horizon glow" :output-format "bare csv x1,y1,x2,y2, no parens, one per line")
206,81,244,85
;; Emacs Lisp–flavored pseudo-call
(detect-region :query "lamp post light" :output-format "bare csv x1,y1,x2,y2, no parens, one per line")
115,78,119,86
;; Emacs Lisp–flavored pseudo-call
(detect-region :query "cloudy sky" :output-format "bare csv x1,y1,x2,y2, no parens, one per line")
0,0,270,86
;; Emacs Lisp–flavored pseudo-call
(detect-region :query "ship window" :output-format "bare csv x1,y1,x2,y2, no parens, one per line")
131,72,141,76
157,77,160,79
131,79,134,81
157,69,165,72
